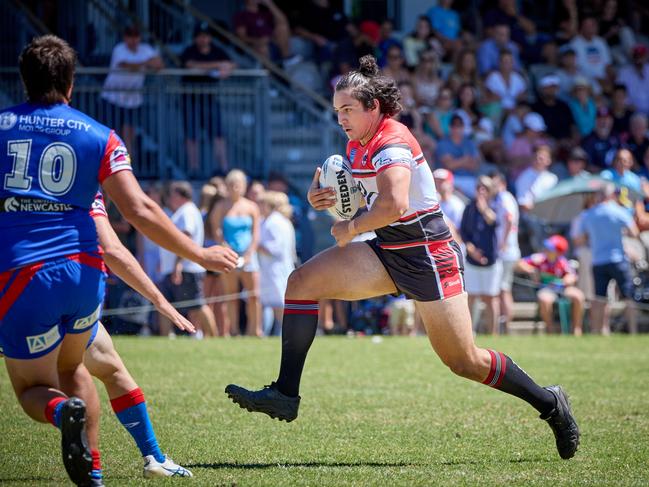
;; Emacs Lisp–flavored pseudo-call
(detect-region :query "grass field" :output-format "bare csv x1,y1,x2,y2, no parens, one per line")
1,335,648,486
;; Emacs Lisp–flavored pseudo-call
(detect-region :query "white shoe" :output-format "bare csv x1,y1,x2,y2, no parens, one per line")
143,455,193,478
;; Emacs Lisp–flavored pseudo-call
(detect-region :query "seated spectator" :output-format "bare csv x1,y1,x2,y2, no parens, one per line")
529,40,561,86
376,20,402,67
507,112,552,172
181,22,236,175
426,0,462,59
552,0,578,44
433,168,466,236
637,146,649,180
517,235,585,335
567,76,597,138
402,15,436,69
460,176,501,334
601,148,642,195
533,74,577,149
515,144,558,211
617,44,649,115
610,84,634,138
380,45,410,84
556,45,601,100
396,81,436,164
412,50,443,108
483,0,540,64
600,0,637,64
101,25,164,160
484,49,527,111
233,0,298,67
625,112,649,166
581,106,619,171
477,23,521,76
447,49,482,95
570,14,612,89
501,102,530,149
573,183,639,334
425,86,455,139
436,114,480,196
566,147,590,178
455,83,480,129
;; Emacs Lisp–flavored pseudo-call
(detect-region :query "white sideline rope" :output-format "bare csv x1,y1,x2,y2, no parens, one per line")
101,289,257,317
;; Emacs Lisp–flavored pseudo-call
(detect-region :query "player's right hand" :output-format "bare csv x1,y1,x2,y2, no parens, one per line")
201,245,239,273
307,167,337,210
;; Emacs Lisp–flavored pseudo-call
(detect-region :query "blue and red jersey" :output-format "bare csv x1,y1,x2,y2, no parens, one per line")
0,102,132,272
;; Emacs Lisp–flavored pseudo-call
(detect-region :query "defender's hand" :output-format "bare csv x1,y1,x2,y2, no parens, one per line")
201,245,239,273
307,168,336,210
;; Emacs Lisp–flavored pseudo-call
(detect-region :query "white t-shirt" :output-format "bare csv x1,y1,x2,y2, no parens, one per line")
101,42,159,108
570,35,611,81
159,201,205,275
484,71,527,110
494,190,521,261
440,194,466,230
258,211,296,307
515,167,558,207
616,63,649,114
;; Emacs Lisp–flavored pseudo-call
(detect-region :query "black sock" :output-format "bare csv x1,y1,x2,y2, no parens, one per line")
482,350,557,416
274,300,319,397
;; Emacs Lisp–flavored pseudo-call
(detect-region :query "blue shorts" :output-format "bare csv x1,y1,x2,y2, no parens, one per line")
593,261,633,298
86,322,100,349
0,254,106,359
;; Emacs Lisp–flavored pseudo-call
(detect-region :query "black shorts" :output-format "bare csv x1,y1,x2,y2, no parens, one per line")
366,238,465,302
183,93,222,139
160,272,206,311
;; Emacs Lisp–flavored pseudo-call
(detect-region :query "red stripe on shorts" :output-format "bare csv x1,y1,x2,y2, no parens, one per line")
66,252,107,272
0,261,44,321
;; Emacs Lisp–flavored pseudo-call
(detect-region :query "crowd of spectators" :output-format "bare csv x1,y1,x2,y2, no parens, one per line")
101,0,649,336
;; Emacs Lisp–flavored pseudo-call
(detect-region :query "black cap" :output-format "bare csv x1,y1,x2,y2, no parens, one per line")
194,21,211,37
568,147,589,163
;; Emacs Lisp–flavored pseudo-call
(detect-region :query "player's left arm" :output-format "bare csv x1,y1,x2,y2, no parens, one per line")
93,215,195,333
331,165,410,247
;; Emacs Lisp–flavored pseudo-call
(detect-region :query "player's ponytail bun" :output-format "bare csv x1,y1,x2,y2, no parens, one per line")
335,55,402,117
358,55,379,78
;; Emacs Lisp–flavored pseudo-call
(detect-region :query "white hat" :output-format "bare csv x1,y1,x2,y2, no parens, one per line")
539,74,560,88
523,112,547,132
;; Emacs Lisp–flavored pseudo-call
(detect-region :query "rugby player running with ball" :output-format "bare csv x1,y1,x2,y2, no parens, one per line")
226,55,579,460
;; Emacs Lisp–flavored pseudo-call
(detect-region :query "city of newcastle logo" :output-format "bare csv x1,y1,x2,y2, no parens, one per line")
4,197,19,212
0,111,17,130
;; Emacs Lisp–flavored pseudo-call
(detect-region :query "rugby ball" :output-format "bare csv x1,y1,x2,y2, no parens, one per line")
319,154,362,220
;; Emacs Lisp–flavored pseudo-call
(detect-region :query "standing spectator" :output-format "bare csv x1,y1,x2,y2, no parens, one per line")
581,106,619,171
426,0,462,58
515,144,558,212
570,14,612,88
477,24,522,76
233,0,298,67
556,45,601,100
501,102,531,149
574,184,639,334
599,0,637,63
624,113,649,166
507,112,552,173
387,297,417,336
412,50,443,108
402,16,436,69
101,25,163,160
436,114,481,196
258,191,296,336
209,170,262,336
616,44,649,115
610,84,634,138
181,22,236,175
491,172,520,332
567,77,597,138
433,168,466,237
532,74,577,152
484,49,528,111
460,176,501,334
517,236,585,335
159,182,217,338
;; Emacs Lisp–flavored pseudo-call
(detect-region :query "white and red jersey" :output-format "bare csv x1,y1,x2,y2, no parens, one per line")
346,117,451,249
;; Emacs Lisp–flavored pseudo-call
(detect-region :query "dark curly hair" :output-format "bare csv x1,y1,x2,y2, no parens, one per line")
19,35,77,104
335,55,402,117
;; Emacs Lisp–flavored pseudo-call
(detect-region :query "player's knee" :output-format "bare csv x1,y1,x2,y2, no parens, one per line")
441,354,479,379
285,268,320,300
